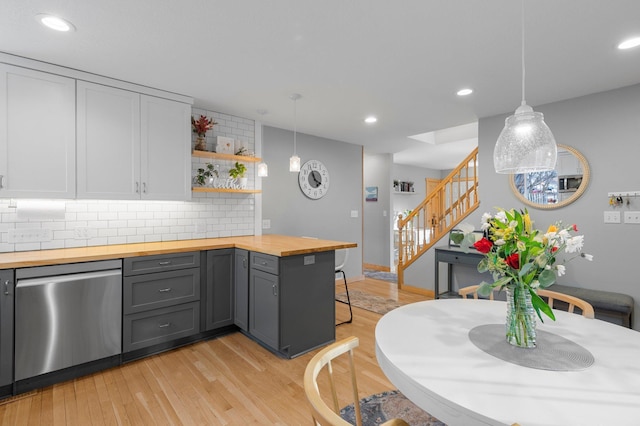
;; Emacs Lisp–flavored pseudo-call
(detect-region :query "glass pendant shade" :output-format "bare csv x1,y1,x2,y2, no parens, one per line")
289,155,301,172
257,162,268,177
494,102,557,174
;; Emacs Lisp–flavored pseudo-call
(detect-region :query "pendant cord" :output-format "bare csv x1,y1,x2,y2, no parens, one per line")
293,97,297,155
521,0,526,106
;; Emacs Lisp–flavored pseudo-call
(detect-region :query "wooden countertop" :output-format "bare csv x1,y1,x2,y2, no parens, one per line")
0,235,358,269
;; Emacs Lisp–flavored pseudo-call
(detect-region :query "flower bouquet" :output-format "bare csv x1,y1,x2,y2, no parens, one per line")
457,208,592,348
191,115,217,150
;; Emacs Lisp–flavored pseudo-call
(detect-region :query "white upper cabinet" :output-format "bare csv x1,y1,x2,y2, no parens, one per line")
77,81,141,199
77,82,191,201
0,64,76,198
140,95,191,201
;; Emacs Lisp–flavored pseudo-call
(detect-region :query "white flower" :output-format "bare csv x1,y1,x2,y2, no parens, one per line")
557,229,571,243
495,211,507,223
494,239,506,246
581,253,594,261
565,235,585,253
556,264,566,276
480,222,491,231
530,280,540,289
481,212,492,224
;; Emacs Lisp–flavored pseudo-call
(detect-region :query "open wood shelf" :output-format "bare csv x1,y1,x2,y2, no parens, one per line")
192,187,261,194
192,150,261,163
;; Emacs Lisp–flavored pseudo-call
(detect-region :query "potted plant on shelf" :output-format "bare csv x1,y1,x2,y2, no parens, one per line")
229,161,248,189
191,115,217,151
194,163,219,186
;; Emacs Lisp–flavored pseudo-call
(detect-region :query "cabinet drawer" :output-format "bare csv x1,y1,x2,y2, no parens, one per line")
250,252,279,275
123,302,200,352
436,251,483,267
124,252,199,275
123,269,200,314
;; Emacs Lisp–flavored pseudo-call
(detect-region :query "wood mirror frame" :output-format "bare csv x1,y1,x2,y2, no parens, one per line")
509,144,590,210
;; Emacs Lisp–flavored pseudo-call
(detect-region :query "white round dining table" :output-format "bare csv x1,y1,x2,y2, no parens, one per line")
375,299,640,426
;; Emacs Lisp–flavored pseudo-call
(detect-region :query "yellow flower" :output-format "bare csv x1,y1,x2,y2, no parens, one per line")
523,213,533,234
547,224,558,234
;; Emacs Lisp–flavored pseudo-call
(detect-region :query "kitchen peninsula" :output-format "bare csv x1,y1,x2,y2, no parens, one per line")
0,235,356,397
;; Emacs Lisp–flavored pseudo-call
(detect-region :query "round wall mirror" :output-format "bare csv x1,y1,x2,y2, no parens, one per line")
510,144,590,209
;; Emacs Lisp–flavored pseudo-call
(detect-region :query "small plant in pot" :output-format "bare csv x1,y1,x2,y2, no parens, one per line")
194,163,219,186
229,162,248,189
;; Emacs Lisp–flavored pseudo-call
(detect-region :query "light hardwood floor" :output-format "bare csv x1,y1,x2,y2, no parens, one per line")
0,278,430,425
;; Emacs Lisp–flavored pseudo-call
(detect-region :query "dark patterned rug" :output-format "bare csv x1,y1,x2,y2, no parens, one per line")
340,390,446,426
335,290,406,315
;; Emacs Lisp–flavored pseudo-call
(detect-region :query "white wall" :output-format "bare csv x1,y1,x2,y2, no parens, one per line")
363,153,392,268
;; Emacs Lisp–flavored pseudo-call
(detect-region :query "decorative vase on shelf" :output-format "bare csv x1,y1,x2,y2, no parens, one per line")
195,135,207,151
505,284,537,348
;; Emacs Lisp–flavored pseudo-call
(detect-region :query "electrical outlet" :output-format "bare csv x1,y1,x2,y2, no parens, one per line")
624,211,640,224
74,227,96,239
8,228,52,243
604,211,621,224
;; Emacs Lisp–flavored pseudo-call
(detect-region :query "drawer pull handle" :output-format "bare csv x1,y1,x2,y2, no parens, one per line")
4,280,9,295
158,261,171,265
272,284,277,296
261,261,268,266
158,322,171,328
158,288,172,293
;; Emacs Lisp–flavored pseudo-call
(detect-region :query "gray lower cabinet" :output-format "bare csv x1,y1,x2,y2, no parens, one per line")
204,249,234,331
0,269,13,389
234,249,249,331
123,252,200,352
249,251,335,358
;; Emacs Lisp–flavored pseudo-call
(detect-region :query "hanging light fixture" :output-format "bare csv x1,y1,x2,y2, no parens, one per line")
494,0,557,174
289,93,301,172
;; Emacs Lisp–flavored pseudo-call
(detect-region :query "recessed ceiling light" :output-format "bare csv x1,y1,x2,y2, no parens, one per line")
457,88,473,96
618,37,640,50
36,14,76,32
364,116,377,124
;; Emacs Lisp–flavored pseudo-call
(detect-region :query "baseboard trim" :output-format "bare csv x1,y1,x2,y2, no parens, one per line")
401,285,435,299
363,263,390,272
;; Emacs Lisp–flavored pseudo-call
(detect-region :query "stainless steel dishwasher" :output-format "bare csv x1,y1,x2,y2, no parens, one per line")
15,260,122,381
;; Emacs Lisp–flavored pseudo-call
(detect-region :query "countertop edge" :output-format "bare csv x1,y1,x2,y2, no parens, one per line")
0,236,358,269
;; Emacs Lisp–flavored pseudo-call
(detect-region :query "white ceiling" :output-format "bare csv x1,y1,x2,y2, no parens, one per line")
2,0,640,169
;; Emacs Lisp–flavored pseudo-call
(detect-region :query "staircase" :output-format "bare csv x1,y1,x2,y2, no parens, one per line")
396,147,479,288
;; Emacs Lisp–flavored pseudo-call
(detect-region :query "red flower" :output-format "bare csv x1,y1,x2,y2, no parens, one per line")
473,238,493,254
506,253,520,269
551,246,558,253
572,224,578,232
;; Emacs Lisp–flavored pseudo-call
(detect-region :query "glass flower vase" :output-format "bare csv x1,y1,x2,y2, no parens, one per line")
505,285,537,348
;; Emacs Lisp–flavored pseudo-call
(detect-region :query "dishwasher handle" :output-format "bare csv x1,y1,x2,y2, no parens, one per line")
16,269,122,288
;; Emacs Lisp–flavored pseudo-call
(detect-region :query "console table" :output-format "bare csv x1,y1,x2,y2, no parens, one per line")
434,246,484,298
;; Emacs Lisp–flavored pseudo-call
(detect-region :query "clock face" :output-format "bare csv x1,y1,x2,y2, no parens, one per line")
298,160,330,199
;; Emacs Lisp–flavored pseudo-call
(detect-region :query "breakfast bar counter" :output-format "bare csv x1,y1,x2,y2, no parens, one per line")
0,235,357,268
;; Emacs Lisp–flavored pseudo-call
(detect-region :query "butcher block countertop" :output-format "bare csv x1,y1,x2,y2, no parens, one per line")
0,235,357,269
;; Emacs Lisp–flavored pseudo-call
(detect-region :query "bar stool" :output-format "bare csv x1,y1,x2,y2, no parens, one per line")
335,249,353,325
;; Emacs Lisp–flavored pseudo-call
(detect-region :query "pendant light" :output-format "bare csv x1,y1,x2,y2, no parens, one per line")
493,0,557,174
289,93,301,172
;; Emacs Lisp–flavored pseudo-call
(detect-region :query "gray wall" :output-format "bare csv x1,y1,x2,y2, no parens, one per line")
261,126,363,279
405,83,640,328
363,153,392,268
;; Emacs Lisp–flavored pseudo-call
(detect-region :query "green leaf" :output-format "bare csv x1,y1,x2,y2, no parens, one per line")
530,288,556,321
538,269,557,288
519,262,533,277
477,258,489,273
477,281,494,297
450,232,464,244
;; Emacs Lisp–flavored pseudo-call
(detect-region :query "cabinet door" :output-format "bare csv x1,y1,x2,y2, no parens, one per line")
0,64,75,198
234,249,249,331
205,249,234,330
0,270,14,388
140,95,191,200
77,81,141,199
249,269,279,350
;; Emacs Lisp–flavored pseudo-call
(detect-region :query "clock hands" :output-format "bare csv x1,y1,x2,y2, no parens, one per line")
310,171,321,187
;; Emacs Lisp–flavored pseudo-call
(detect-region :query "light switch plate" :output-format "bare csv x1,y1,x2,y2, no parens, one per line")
350,210,359,218
262,219,271,229
604,211,621,224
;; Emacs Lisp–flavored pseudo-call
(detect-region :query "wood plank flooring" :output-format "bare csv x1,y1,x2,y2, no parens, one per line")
0,278,430,425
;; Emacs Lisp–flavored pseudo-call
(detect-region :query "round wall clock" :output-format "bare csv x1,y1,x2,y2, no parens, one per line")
298,160,330,199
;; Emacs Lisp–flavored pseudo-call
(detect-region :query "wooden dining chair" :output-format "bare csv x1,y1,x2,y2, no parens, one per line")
303,336,409,426
458,284,497,300
537,289,595,319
